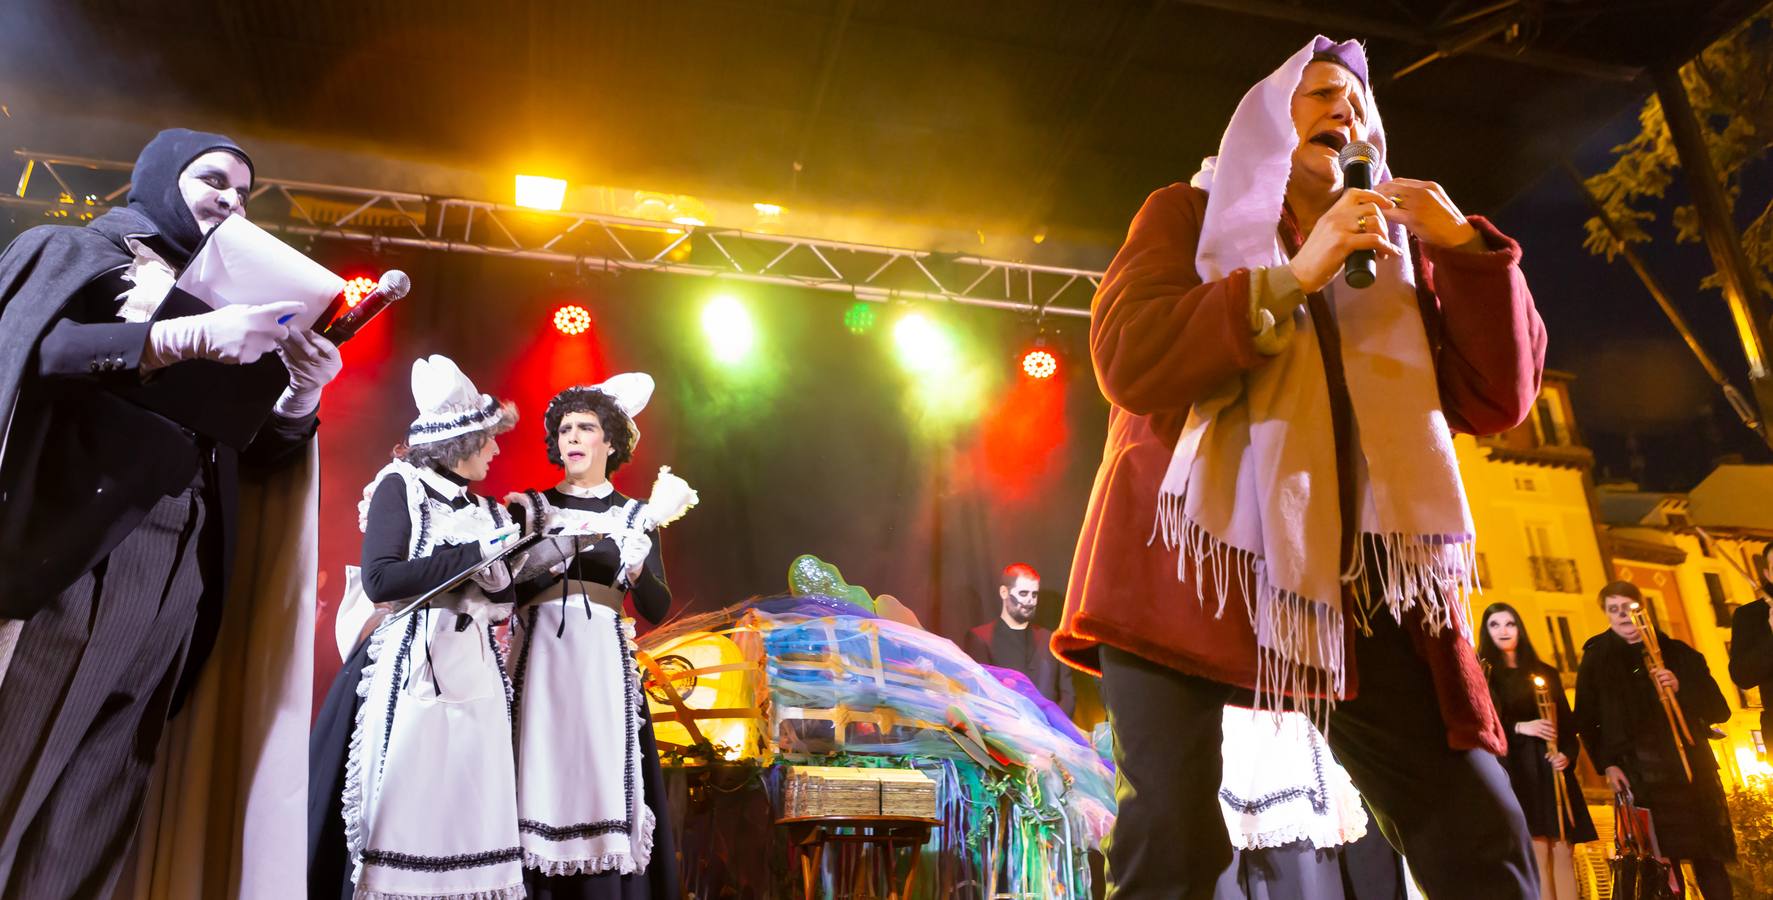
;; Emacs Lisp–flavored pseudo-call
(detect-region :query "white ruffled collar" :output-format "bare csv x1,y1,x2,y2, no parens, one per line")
555,479,614,499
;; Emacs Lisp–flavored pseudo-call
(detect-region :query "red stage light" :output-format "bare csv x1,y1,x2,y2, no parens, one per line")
554,304,592,336
1021,348,1057,379
341,275,377,308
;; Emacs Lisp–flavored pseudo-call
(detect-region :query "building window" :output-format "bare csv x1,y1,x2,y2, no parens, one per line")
1476,553,1492,589
1545,614,1580,673
1531,396,1568,447
1525,523,1583,594
1756,730,1768,760
1744,686,1764,711
1704,571,1734,627
1514,476,1538,492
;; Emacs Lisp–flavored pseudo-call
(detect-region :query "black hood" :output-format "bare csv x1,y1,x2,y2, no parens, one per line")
124,128,254,267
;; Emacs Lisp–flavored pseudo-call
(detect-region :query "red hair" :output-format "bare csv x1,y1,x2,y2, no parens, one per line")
1001,563,1040,588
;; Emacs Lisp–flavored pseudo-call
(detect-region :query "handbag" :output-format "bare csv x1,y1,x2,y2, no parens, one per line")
1609,790,1680,899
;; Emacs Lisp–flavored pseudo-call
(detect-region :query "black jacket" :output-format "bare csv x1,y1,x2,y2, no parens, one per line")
0,206,315,618
963,619,1075,715
1730,597,1773,735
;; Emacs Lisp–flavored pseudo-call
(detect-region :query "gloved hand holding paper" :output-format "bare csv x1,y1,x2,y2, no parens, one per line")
175,215,346,331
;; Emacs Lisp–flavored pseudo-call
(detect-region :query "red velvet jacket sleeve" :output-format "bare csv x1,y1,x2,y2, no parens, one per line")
1417,217,1546,436
1090,185,1265,416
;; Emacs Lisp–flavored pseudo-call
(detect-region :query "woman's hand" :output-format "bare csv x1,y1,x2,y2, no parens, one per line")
1547,751,1570,772
1515,718,1557,742
1653,666,1681,693
1374,178,1483,251
1605,765,1631,794
1288,188,1403,294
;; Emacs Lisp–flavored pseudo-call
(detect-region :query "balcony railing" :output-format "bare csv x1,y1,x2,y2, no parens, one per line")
1530,556,1583,594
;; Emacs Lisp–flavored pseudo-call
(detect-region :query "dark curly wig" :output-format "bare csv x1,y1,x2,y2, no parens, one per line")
544,387,637,475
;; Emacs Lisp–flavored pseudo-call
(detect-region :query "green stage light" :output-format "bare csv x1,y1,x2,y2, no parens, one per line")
843,301,877,335
701,294,756,363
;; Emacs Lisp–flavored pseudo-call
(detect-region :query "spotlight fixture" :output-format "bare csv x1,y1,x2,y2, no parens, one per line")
843,301,877,335
515,174,568,211
1021,346,1057,380
701,294,756,363
553,304,592,336
341,275,378,309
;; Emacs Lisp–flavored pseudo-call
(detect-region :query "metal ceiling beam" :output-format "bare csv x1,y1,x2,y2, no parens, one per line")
4,149,1098,318
1169,0,1644,82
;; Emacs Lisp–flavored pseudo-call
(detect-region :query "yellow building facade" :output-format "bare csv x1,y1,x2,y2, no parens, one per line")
1456,372,1771,790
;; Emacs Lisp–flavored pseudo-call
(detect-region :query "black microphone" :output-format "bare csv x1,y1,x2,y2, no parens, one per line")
320,270,410,344
1338,141,1381,289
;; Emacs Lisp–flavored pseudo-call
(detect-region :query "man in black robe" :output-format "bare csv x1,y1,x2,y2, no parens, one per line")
0,128,341,898
1575,580,1737,900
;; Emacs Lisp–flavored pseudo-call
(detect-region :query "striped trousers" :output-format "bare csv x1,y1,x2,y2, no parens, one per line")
0,475,213,900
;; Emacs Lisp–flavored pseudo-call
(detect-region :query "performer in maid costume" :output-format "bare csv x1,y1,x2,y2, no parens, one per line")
313,354,527,900
504,375,695,900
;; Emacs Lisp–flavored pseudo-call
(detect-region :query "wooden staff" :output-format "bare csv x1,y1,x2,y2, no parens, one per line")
1532,674,1575,843
1628,602,1695,781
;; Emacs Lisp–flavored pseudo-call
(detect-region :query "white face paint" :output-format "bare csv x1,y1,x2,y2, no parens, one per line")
177,150,251,233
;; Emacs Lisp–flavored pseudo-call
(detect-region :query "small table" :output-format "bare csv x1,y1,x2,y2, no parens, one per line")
777,815,942,900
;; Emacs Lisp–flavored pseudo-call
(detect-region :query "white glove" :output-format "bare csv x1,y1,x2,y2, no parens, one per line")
272,328,343,417
478,523,521,560
616,529,652,587
141,301,304,370
471,558,513,593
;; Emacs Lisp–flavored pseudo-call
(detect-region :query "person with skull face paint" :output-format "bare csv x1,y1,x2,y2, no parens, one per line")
501,376,683,900
963,563,1075,714
0,129,341,897
1054,38,1546,897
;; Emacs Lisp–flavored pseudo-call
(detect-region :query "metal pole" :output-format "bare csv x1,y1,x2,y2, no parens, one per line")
1651,65,1773,438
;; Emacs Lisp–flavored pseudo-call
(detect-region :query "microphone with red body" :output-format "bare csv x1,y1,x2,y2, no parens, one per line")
1338,141,1381,289
319,270,410,344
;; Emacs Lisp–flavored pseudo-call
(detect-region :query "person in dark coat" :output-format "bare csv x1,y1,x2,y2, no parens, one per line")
964,562,1075,715
1728,547,1773,737
0,128,340,898
1576,581,1736,900
1476,602,1596,900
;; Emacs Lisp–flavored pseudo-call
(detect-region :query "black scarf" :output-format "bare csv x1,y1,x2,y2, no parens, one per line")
124,127,255,267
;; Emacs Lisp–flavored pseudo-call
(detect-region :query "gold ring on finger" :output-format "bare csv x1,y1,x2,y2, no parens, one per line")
1356,214,1369,233
1389,194,1404,206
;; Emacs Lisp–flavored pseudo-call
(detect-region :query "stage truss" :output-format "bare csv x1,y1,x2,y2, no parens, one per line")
6,150,1097,318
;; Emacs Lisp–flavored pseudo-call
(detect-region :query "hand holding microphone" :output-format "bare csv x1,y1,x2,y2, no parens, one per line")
1287,188,1401,294
319,270,410,344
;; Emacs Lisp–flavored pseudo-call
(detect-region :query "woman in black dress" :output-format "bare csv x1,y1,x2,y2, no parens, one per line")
1476,602,1596,900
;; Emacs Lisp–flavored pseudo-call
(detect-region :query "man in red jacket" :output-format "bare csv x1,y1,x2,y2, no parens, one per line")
1054,37,1543,898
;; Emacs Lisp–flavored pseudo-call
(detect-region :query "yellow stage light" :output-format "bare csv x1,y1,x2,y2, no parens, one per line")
514,174,567,211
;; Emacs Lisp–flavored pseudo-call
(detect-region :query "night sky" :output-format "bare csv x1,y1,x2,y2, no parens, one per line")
1493,101,1773,492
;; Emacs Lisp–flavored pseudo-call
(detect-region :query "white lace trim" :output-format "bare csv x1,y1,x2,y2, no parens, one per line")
342,619,389,884
354,885,524,900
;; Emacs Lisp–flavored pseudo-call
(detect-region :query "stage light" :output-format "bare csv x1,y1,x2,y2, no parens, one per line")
843,302,876,335
515,175,568,211
701,294,755,363
342,275,377,309
554,304,592,336
671,216,705,228
1021,347,1057,380
753,202,783,217
893,312,955,374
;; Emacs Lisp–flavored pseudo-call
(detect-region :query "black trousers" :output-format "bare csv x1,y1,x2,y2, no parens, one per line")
0,477,213,900
1100,611,1535,899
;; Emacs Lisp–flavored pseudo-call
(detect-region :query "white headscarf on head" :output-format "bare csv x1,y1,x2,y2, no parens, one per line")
1155,36,1475,715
